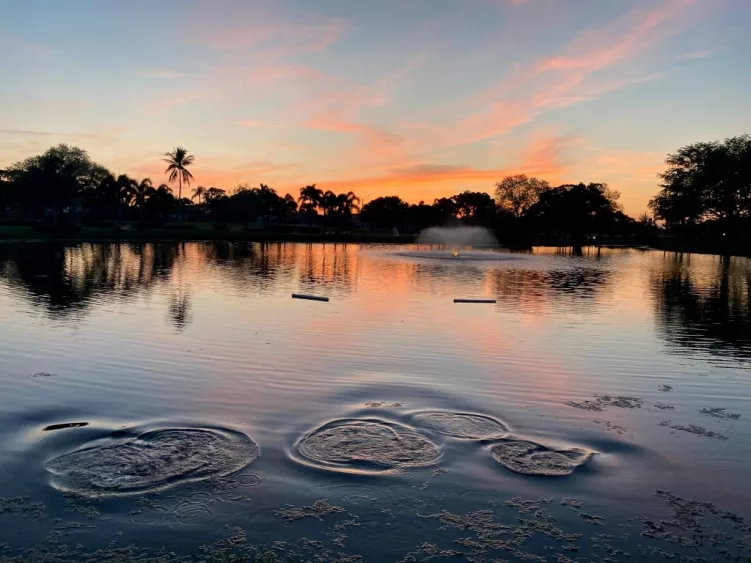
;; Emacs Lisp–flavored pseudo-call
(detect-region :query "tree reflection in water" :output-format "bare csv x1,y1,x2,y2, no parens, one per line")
652,254,751,361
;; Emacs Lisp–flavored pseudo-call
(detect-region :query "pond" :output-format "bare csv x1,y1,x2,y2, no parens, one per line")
0,242,749,562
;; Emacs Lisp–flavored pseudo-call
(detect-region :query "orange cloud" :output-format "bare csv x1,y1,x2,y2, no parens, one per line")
313,134,573,201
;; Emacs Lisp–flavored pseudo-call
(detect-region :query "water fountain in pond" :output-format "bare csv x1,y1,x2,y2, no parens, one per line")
401,226,515,261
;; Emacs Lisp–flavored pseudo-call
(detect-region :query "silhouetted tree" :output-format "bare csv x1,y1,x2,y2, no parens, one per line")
432,197,459,225
336,191,360,216
3,144,105,225
650,135,751,232
528,183,622,241
452,191,496,226
163,147,195,218
495,174,550,218
279,193,299,221
114,174,137,227
132,178,155,221
298,184,323,217
143,184,176,221
360,196,410,230
191,186,207,205
321,190,338,217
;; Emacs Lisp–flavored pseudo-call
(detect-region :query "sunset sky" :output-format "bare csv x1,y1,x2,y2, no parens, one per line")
1,0,749,216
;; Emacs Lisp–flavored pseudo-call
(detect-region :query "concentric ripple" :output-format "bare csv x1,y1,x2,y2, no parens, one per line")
490,438,593,477
413,411,509,440
293,419,441,473
45,427,259,496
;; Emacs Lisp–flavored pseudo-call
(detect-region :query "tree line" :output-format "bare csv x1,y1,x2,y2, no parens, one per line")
2,136,749,245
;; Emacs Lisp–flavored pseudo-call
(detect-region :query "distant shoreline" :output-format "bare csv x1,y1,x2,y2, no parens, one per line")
1,225,748,257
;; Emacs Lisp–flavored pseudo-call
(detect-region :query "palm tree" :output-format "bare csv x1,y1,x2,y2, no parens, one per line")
321,190,339,217
163,147,195,219
191,185,207,205
133,178,155,221
336,191,360,215
298,184,323,214
113,174,137,227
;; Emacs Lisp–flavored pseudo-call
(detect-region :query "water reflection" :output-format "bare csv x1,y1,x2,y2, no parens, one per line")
652,253,751,361
490,267,612,313
0,243,178,318
168,292,192,332
2,243,751,361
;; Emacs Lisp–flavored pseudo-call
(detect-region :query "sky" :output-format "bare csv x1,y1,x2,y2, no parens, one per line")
0,0,749,216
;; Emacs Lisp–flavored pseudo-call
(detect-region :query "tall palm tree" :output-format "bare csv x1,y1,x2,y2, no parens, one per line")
191,185,207,205
163,147,195,219
133,178,155,221
298,184,323,214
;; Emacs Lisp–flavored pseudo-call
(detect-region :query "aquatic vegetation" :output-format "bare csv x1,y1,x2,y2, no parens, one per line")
565,394,643,411
592,419,630,434
700,407,741,420
560,498,582,510
659,420,728,440
653,403,675,410
412,411,509,440
659,385,673,392
506,497,553,513
0,496,46,520
638,490,751,558
293,419,441,473
45,427,259,496
398,542,463,562
275,500,345,521
490,439,593,476
417,500,583,562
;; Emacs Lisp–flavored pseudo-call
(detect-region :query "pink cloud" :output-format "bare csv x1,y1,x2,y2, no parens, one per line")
453,0,704,143
186,2,348,58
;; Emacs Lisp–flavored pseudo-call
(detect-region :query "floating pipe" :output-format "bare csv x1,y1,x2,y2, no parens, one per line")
292,293,330,302
453,298,497,304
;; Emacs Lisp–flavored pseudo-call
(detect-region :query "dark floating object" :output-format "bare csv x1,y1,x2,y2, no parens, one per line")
291,293,330,302
43,422,89,432
454,298,497,304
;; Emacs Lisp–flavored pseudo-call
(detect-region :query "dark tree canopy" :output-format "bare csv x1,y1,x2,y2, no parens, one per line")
360,196,410,229
1,142,668,244
650,135,751,229
527,183,623,238
451,191,496,225
494,174,550,218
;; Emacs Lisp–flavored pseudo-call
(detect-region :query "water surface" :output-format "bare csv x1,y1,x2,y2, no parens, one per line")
0,242,749,561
